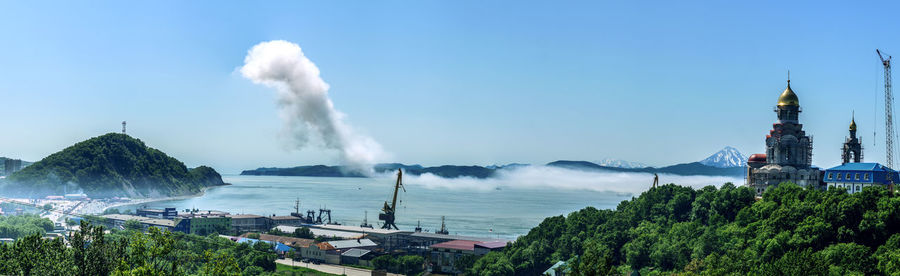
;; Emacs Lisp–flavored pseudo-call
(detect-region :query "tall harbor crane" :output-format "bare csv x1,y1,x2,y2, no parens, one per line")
379,169,404,230
878,49,893,169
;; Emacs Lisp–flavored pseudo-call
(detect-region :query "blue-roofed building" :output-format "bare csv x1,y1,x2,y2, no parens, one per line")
824,163,898,194
236,237,293,256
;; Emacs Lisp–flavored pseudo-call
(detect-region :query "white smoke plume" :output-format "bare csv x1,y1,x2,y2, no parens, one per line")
390,165,743,194
241,40,385,172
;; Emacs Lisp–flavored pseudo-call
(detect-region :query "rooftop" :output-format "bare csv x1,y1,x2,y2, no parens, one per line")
409,232,507,242
227,214,265,219
326,238,377,249
430,240,480,251
310,224,412,235
475,241,508,249
275,225,364,239
826,162,895,172
101,214,175,227
270,216,301,220
341,248,372,258
238,233,314,248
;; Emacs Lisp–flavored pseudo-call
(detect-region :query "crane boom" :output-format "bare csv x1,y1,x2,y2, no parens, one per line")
390,169,403,211
878,49,894,169
378,169,404,230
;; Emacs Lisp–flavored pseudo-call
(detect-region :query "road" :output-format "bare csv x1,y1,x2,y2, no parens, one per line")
275,259,404,276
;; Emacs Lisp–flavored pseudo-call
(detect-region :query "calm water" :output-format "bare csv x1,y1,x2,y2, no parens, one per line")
119,174,637,240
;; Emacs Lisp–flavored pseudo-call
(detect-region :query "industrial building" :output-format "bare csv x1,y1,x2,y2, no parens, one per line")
269,215,303,226
136,207,178,219
174,213,231,235
428,240,507,274
101,214,175,232
226,214,271,233
340,248,375,266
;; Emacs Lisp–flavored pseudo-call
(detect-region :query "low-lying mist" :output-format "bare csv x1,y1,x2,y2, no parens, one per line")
376,165,743,195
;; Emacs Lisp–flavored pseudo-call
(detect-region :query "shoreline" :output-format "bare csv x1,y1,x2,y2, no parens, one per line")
87,184,227,214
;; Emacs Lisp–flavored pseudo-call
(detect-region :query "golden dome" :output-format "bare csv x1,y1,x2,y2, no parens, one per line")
850,117,857,131
778,81,799,106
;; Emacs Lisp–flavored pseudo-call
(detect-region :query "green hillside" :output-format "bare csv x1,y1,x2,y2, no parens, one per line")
469,183,900,275
3,133,225,198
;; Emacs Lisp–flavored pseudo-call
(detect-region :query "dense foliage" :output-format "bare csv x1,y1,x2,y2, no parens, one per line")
471,183,900,275
371,254,425,275
0,214,54,239
4,133,225,198
0,221,278,275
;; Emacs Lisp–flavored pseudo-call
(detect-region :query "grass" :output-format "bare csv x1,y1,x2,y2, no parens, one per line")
275,263,342,276
345,264,374,270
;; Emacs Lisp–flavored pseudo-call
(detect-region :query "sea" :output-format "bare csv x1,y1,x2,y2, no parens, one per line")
117,172,740,240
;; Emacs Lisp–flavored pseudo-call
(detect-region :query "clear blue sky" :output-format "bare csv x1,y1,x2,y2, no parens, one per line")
0,1,898,173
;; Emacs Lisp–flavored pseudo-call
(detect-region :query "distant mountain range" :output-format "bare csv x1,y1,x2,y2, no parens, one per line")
595,158,649,169
240,147,748,178
242,163,498,179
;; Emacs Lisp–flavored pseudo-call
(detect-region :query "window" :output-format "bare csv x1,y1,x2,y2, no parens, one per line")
865,173,870,180
856,185,861,192
837,173,842,180
855,173,860,180
828,173,834,179
846,173,851,179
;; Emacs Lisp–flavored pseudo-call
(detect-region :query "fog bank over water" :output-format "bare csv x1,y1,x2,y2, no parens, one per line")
386,165,744,194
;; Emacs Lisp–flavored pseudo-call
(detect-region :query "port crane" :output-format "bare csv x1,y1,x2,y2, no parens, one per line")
878,49,894,169
436,216,449,235
360,211,373,228
379,169,404,230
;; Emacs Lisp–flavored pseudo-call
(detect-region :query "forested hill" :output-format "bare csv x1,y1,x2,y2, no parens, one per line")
470,183,900,275
3,133,226,198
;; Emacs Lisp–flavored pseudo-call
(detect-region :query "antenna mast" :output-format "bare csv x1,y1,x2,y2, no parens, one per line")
122,121,127,134
878,49,893,169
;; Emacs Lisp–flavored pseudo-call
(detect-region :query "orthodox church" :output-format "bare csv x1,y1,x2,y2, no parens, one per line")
746,80,823,196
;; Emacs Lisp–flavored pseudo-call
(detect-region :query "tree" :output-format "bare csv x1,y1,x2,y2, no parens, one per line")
292,227,314,239
124,220,143,232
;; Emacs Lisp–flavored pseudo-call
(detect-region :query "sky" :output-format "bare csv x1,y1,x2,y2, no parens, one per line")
0,1,899,173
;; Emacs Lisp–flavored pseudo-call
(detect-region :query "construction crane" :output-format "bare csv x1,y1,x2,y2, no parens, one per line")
379,169,404,230
878,49,893,169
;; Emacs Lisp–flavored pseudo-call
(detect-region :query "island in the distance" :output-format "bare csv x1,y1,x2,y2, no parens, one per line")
240,159,745,179
0,133,227,198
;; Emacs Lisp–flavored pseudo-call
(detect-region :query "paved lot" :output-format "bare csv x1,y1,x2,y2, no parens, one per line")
276,259,403,276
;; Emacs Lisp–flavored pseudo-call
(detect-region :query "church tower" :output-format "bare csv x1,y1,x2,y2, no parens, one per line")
842,115,863,164
765,80,813,167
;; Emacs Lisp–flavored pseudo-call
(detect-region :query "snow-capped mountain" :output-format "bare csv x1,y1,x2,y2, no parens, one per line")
699,146,747,168
596,158,649,169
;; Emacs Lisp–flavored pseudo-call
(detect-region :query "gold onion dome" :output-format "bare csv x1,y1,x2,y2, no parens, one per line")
778,81,800,106
850,117,857,131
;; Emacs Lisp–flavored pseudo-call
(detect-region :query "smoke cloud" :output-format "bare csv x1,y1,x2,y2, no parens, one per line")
391,166,743,194
241,40,385,171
